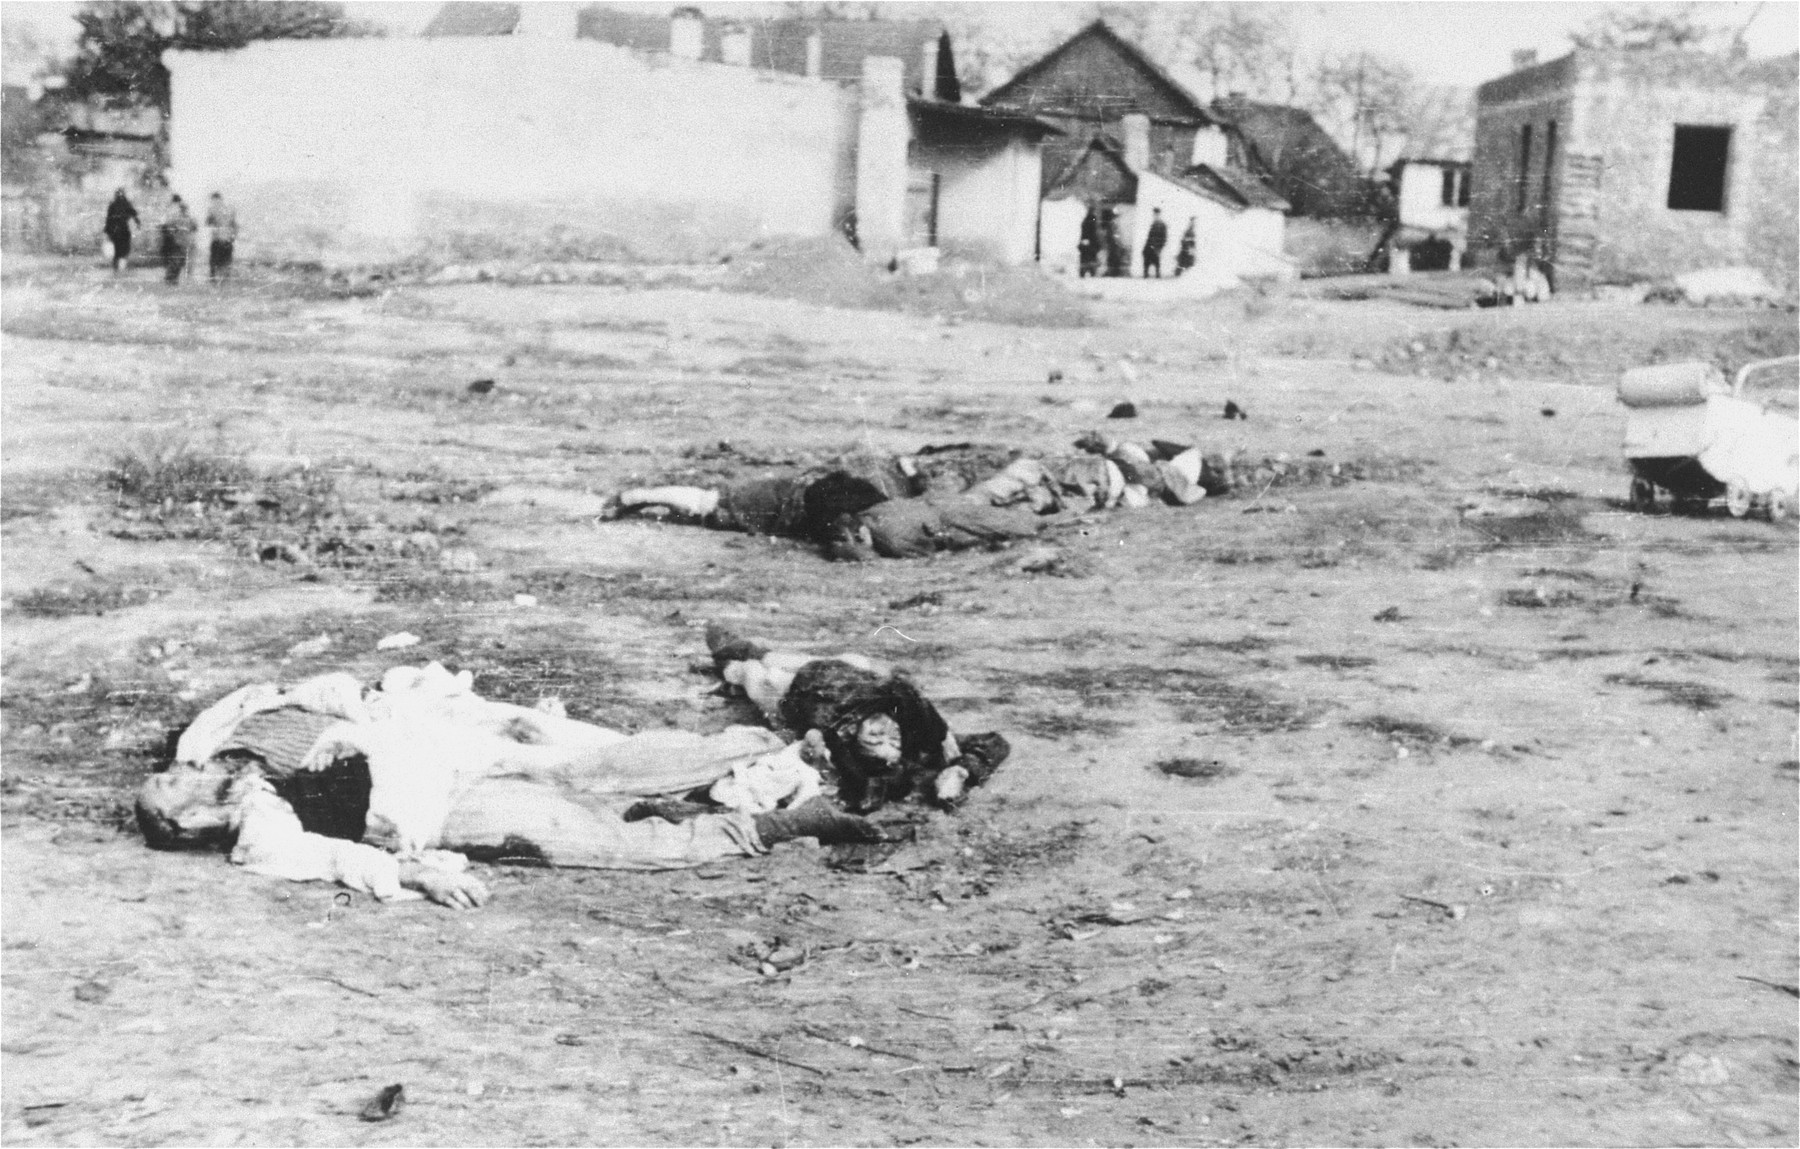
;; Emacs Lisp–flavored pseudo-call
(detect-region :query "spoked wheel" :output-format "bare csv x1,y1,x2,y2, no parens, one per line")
1628,477,1656,512
1767,490,1791,523
1725,482,1753,518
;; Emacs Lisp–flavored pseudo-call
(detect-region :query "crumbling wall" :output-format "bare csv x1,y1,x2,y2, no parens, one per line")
164,37,859,266
1468,54,1574,276
1471,50,1799,292
1568,51,1797,290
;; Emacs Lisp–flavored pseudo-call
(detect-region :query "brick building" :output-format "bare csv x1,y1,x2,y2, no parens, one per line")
1469,48,1798,291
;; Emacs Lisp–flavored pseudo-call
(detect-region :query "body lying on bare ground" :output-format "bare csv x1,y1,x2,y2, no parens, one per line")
136,648,1006,907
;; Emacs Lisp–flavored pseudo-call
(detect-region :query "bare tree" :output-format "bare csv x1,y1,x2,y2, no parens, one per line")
1570,3,1717,50
65,0,376,109
1187,5,1297,103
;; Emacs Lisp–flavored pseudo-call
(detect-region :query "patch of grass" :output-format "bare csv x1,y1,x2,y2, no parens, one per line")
104,433,253,508
1603,674,1732,711
1351,713,1478,751
1015,711,1126,739
1173,635,1273,654
1012,665,1310,733
9,581,159,618
1296,654,1376,670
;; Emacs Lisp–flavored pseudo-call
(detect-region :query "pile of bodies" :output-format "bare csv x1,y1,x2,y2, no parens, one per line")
605,433,1240,559
138,643,1007,908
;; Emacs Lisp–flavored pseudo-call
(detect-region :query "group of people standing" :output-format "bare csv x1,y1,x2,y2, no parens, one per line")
1077,204,1198,280
102,188,237,284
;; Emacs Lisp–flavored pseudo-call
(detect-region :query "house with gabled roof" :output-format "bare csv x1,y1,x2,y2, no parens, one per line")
981,20,1291,280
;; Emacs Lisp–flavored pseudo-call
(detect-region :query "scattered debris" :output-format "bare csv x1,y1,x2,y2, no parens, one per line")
1400,894,1466,920
1107,402,1138,419
1155,757,1235,782
1223,399,1247,420
1047,368,1064,384
1735,975,1799,999
375,632,420,651
1540,407,1556,418
1372,606,1403,622
512,593,539,608
1675,266,1780,307
286,634,333,658
468,379,496,395
691,1030,826,1076
358,1084,404,1122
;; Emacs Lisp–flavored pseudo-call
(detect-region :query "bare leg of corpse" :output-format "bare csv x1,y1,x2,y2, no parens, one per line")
439,780,763,870
616,486,720,519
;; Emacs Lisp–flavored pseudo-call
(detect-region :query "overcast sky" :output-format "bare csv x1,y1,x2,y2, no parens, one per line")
3,0,1795,88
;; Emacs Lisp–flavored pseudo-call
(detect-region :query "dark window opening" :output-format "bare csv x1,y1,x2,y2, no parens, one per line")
1667,125,1730,212
1441,167,1457,206
1457,169,1470,207
1516,123,1533,212
1541,120,1557,215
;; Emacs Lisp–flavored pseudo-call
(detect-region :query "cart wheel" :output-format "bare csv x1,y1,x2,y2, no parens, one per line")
1767,490,1791,523
1725,483,1753,518
1628,477,1656,512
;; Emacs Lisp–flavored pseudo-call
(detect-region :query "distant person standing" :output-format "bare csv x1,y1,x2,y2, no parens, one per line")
103,188,139,274
1141,207,1167,278
1077,205,1101,278
204,192,237,281
161,195,197,285
1174,217,1197,277
1102,208,1127,278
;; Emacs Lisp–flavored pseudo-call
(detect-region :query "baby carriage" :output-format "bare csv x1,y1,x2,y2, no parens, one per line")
1619,356,1799,521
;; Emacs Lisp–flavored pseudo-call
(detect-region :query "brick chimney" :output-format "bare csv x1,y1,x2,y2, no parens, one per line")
721,22,752,66
920,37,937,98
855,56,908,265
670,7,704,61
1512,49,1538,71
1122,113,1151,173
805,31,823,78
515,2,578,38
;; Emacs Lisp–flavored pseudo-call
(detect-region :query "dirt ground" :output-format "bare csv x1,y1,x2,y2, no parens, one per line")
2,258,1796,1148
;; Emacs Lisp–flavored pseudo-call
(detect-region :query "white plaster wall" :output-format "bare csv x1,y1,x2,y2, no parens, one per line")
1133,171,1291,279
1397,164,1468,232
1037,196,1088,274
165,37,858,264
926,135,1042,265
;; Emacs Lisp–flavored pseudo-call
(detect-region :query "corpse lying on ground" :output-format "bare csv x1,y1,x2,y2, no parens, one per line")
137,662,885,908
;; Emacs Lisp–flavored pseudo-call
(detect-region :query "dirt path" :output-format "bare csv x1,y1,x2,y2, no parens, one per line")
3,263,1795,1146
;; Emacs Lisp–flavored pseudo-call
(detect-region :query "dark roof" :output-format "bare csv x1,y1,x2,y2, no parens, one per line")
1390,157,1471,171
1210,95,1383,219
1043,134,1137,203
579,7,944,92
1181,163,1289,212
908,98,1061,138
423,2,520,37
980,20,1213,126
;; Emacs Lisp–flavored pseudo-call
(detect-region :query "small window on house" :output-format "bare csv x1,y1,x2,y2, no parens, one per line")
1441,167,1457,207
1516,124,1533,212
1457,169,1470,207
1667,125,1731,212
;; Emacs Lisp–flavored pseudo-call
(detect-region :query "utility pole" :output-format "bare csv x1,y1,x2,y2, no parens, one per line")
1350,55,1366,173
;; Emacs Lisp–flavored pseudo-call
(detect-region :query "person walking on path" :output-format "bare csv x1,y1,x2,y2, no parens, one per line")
160,194,197,285
103,188,138,274
1174,217,1197,277
1142,207,1168,278
205,192,237,282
